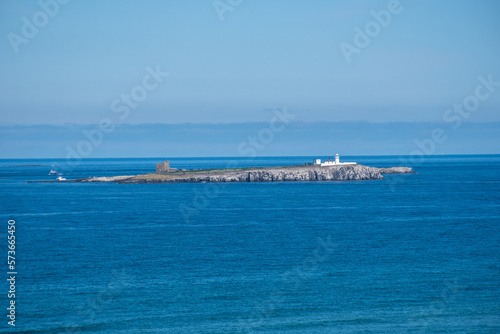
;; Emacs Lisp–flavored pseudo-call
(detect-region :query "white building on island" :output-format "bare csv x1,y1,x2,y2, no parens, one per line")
313,154,356,167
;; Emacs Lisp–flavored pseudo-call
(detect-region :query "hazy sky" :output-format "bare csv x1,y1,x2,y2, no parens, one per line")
1,0,499,125
2,122,499,158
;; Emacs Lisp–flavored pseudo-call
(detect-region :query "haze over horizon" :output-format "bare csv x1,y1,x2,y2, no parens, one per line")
1,121,499,159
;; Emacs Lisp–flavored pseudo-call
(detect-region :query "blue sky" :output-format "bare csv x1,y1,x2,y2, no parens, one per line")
1,0,499,125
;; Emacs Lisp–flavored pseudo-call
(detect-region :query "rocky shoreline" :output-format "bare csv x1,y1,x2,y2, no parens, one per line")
63,164,414,184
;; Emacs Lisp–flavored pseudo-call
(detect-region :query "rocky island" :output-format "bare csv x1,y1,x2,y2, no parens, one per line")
68,158,414,184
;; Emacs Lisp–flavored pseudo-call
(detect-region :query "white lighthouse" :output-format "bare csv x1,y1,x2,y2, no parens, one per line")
312,154,356,166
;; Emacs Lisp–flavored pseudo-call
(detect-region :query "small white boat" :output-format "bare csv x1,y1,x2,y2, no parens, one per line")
49,169,58,175
57,176,67,181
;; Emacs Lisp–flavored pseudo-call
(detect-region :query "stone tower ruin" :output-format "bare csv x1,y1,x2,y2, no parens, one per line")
156,160,170,173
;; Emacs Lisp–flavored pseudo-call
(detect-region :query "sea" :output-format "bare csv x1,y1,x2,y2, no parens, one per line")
0,155,499,333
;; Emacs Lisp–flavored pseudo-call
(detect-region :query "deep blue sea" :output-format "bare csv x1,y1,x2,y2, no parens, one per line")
0,155,499,333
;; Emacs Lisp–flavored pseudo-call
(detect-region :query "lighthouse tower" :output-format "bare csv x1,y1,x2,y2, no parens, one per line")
314,154,356,166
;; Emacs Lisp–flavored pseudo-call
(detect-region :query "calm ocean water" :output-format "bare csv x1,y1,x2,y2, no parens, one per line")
0,155,499,333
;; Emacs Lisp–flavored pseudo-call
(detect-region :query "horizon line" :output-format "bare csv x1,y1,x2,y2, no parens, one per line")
2,120,500,127
1,153,500,161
